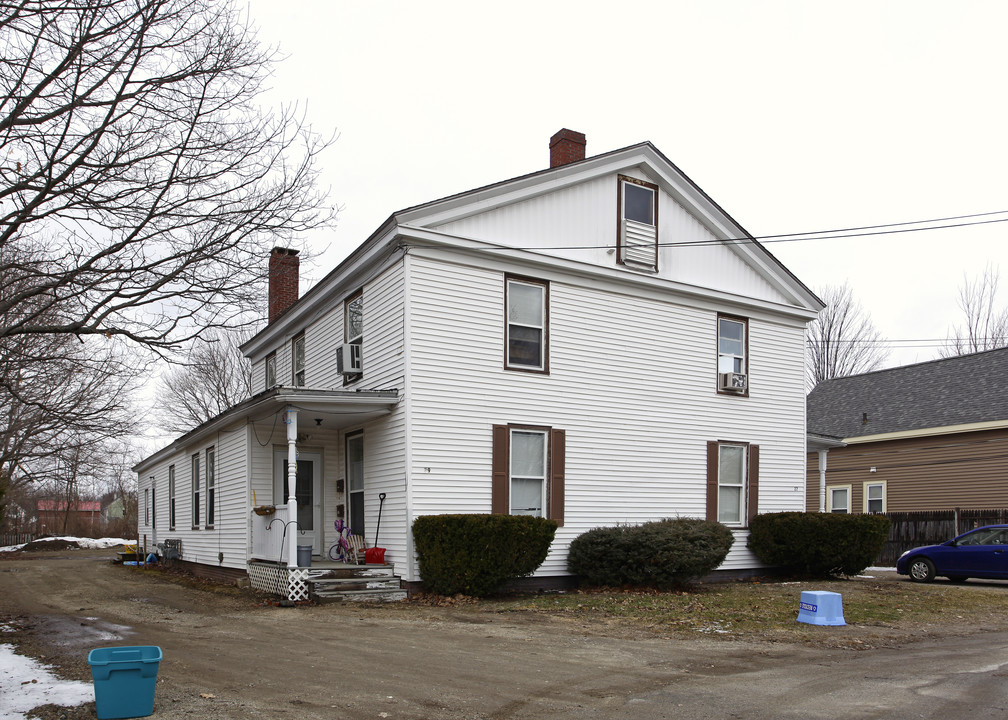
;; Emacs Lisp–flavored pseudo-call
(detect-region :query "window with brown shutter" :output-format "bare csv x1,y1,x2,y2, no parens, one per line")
491,424,565,525
706,440,759,527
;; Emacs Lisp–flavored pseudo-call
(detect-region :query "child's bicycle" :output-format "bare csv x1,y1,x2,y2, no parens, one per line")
327,519,362,563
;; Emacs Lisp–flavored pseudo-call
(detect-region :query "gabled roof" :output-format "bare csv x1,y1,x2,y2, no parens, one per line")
807,347,1008,440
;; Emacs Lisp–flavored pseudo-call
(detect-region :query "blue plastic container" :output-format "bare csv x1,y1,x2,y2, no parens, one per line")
797,590,846,626
87,646,162,719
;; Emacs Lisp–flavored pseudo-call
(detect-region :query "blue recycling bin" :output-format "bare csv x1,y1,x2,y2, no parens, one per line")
87,646,162,719
797,590,846,626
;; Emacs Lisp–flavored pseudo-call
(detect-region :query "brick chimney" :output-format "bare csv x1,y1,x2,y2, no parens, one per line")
268,247,300,324
549,128,586,168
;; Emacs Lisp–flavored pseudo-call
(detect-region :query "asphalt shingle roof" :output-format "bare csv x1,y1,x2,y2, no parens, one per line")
806,347,1008,439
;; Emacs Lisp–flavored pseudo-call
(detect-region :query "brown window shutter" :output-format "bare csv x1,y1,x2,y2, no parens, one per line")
706,441,719,522
549,429,565,526
491,425,510,514
747,444,760,524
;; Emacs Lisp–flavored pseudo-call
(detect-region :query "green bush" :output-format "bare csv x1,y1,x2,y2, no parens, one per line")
566,518,734,588
747,512,891,577
412,514,557,597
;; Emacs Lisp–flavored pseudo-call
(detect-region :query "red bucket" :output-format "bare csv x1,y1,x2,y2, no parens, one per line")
364,547,386,564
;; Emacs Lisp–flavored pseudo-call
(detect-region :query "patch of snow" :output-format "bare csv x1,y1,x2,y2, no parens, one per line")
0,644,92,719
0,537,130,553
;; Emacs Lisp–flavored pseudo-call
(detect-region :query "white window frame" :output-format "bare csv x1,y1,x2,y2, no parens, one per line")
617,175,659,271
206,447,215,528
505,276,548,372
717,443,747,526
828,485,851,514
717,315,747,376
168,464,176,530
509,428,548,517
191,453,201,529
144,487,149,526
265,352,276,389
344,291,363,382
863,481,886,514
292,335,305,387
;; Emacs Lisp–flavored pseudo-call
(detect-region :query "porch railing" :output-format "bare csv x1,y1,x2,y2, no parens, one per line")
250,504,290,563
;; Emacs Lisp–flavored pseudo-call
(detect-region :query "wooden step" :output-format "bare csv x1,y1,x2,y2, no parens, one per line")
306,563,407,603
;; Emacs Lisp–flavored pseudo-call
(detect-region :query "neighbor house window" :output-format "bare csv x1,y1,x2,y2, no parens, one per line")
864,481,885,513
717,315,748,394
265,352,277,389
344,290,363,381
192,453,200,529
706,441,759,526
491,424,565,525
168,465,176,530
292,334,305,386
206,447,215,527
505,276,548,372
617,175,658,271
828,486,850,514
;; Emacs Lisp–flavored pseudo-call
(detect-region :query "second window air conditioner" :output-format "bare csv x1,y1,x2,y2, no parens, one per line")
336,343,362,375
719,372,747,391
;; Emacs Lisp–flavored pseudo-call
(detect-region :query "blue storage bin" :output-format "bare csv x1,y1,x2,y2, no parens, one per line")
87,646,162,719
796,590,846,626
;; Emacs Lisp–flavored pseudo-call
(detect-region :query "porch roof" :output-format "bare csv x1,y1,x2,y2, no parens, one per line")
133,387,399,473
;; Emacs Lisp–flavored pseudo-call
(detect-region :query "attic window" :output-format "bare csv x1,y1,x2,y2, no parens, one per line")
617,175,658,271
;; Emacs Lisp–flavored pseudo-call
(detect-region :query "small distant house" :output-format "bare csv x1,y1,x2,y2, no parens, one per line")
806,347,1008,514
35,499,101,535
135,129,823,596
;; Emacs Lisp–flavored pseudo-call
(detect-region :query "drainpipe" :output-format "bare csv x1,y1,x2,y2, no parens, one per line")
285,407,299,567
817,449,828,513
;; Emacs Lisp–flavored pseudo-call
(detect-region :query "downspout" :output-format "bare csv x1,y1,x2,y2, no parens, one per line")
285,406,299,566
817,448,828,513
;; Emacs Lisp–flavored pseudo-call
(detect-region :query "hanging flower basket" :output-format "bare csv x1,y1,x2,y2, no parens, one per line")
253,505,276,516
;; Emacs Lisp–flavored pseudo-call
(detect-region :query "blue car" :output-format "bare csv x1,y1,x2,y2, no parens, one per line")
897,525,1008,583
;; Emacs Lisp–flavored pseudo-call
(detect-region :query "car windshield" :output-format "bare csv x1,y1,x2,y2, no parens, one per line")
957,528,1008,546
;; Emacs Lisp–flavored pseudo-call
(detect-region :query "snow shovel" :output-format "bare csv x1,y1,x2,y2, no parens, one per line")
364,492,387,564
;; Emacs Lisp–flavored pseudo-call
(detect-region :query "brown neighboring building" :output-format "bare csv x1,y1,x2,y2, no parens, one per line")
806,348,1008,514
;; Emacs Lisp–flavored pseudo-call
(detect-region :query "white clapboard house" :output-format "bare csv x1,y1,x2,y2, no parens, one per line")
134,129,823,600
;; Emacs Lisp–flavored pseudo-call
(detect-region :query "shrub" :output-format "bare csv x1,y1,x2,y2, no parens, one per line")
747,512,891,577
567,518,734,588
412,514,557,597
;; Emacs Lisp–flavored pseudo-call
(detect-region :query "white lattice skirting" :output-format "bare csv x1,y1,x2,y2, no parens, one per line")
248,562,310,601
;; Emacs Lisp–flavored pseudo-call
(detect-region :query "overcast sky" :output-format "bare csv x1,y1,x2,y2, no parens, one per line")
245,0,1007,369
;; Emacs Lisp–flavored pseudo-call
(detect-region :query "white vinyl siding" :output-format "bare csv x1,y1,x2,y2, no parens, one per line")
405,252,807,578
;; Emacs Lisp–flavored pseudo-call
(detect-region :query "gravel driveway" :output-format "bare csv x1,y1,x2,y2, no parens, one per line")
3,547,1008,719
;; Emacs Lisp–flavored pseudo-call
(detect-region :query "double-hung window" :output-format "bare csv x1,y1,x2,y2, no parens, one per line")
864,481,886,513
343,291,363,381
491,424,565,525
829,486,851,514
265,352,277,389
168,465,176,530
144,488,149,526
505,276,548,372
706,441,759,527
206,447,215,528
292,334,305,387
191,454,200,529
617,175,659,271
717,315,748,394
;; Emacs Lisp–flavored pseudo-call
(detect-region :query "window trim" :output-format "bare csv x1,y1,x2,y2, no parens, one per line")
863,481,886,514
616,175,659,272
716,314,749,397
144,487,149,526
265,352,277,390
504,274,549,374
191,453,201,529
292,334,305,387
706,441,759,527
492,423,564,525
828,485,852,514
343,290,363,384
206,446,215,528
168,464,176,531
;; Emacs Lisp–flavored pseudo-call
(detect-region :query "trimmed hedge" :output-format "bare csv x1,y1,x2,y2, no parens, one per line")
747,512,891,577
412,514,557,597
566,518,734,588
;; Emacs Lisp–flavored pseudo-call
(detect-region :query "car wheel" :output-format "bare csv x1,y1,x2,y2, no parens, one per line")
908,558,936,582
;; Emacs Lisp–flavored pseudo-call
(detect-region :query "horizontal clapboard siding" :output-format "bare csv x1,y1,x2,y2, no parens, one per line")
406,254,807,577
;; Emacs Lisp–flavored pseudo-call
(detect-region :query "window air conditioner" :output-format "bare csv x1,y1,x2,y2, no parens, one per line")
719,372,747,391
336,343,362,375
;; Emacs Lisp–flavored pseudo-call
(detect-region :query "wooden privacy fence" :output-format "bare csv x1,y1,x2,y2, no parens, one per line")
0,532,36,548
876,508,1008,566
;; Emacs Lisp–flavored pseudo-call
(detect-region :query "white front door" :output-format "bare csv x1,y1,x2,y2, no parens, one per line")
273,449,322,555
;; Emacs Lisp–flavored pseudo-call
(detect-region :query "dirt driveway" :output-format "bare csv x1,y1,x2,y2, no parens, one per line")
3,548,1008,719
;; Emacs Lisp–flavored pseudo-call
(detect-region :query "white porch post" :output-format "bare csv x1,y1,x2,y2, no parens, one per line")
817,448,828,513
285,406,299,567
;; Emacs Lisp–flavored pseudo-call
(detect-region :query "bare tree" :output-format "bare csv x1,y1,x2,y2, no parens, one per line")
940,265,1008,357
0,0,334,349
806,283,890,389
154,330,254,436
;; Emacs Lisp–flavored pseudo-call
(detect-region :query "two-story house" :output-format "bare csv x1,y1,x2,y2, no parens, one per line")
134,129,823,598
